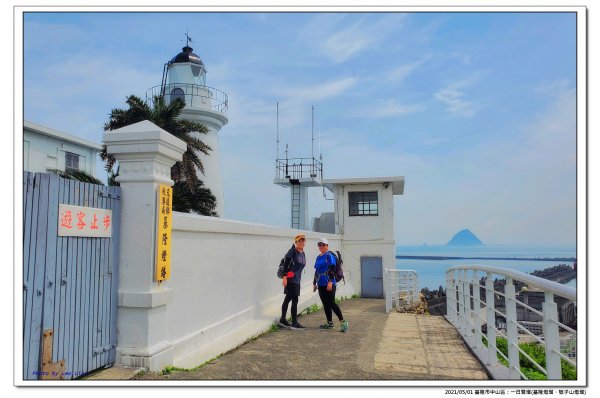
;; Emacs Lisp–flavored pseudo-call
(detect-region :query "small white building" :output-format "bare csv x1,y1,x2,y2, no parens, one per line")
322,176,405,298
23,120,102,176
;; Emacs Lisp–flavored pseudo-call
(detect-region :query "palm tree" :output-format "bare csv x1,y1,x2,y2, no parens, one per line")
101,94,218,215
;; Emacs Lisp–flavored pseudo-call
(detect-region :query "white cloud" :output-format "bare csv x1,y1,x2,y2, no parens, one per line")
302,14,407,64
274,76,357,103
385,56,430,82
351,98,425,118
433,71,490,117
434,88,476,117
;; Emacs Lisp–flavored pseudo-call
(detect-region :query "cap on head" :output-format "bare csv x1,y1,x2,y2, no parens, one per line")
318,238,329,245
294,234,306,243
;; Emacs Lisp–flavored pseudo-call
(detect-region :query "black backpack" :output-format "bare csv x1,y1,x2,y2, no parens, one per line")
326,250,345,284
277,245,295,279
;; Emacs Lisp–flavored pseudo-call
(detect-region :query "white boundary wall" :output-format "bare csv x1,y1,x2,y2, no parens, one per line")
105,121,390,371
168,213,351,368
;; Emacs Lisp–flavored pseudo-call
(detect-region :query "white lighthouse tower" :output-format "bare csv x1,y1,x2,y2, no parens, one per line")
148,36,229,216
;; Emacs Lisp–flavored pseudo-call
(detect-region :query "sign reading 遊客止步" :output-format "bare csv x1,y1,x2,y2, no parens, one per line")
58,204,112,237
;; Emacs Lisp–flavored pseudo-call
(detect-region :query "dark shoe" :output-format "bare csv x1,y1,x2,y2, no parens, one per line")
290,322,305,330
278,319,291,329
319,322,334,329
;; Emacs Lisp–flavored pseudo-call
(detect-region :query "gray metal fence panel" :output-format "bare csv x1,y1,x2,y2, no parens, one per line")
23,172,120,380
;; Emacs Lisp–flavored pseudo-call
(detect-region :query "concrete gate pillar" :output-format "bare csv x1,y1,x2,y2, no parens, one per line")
103,120,187,370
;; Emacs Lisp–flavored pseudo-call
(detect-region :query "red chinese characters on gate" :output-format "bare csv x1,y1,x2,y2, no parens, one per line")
60,210,73,229
58,204,112,237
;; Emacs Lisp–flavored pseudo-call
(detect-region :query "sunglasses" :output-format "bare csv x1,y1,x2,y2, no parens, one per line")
318,243,327,247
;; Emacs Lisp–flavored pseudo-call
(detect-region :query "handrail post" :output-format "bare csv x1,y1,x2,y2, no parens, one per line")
458,270,466,333
446,270,452,321
472,270,482,350
505,277,520,379
385,268,391,313
446,270,457,324
413,272,419,304
465,270,473,338
543,292,562,379
394,272,399,307
404,273,410,304
485,272,497,366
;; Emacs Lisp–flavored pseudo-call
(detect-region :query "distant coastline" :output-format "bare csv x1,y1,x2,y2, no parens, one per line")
396,255,576,262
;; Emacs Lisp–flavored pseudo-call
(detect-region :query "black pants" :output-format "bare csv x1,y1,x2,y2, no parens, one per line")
318,285,344,323
281,284,300,324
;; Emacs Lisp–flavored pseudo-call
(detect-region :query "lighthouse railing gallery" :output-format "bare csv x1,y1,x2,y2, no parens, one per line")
445,265,576,380
146,83,228,112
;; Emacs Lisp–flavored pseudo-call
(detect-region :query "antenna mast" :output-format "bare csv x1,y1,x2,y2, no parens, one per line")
311,105,315,160
276,102,280,160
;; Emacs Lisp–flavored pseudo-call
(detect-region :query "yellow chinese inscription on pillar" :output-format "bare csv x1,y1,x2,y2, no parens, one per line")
155,185,173,282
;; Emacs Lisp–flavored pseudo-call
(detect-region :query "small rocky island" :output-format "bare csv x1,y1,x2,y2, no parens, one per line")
447,229,483,246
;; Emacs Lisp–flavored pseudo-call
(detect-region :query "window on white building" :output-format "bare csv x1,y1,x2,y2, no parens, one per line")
349,191,378,216
65,152,80,171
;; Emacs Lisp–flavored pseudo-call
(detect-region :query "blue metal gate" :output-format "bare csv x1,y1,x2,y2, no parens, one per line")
23,172,121,380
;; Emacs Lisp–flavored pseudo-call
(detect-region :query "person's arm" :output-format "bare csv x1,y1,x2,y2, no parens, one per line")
282,247,294,287
285,250,296,278
327,252,337,281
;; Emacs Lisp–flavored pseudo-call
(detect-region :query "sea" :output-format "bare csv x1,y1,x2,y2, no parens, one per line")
395,245,577,291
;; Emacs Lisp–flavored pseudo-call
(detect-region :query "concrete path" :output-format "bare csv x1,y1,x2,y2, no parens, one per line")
129,298,488,381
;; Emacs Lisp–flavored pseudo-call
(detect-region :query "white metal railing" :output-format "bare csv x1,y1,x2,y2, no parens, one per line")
385,269,419,313
446,265,577,380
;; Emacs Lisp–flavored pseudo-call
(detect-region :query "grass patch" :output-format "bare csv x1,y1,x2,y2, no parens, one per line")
299,303,320,316
351,294,360,299
157,321,283,376
482,336,576,380
307,303,320,313
269,321,279,332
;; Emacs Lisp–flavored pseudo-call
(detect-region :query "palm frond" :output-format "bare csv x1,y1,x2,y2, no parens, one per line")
102,92,217,214
49,168,105,186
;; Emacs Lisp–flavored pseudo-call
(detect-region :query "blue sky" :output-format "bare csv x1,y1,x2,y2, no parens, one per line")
23,11,577,246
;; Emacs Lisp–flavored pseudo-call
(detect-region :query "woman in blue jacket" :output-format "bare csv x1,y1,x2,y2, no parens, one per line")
312,238,348,332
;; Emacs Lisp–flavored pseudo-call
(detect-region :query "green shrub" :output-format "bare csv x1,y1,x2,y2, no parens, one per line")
480,336,576,380
522,368,546,380
562,360,577,380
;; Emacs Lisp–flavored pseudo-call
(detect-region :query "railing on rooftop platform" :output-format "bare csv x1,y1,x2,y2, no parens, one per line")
275,157,323,181
385,269,419,313
446,265,577,380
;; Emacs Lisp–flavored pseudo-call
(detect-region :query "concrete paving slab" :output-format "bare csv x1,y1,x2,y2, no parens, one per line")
430,367,489,379
81,366,144,380
132,298,489,381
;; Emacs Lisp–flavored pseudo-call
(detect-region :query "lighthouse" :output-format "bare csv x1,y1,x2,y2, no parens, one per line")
147,38,229,216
